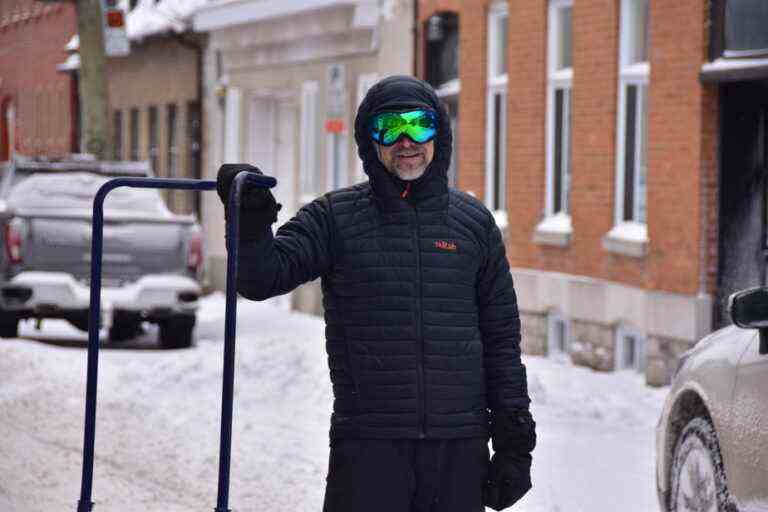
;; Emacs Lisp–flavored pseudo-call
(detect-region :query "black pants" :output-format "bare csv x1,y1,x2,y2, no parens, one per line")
322,437,490,512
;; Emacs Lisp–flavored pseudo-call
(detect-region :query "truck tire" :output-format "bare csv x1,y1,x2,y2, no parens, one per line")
669,416,736,512
108,320,142,342
0,312,18,338
158,315,195,349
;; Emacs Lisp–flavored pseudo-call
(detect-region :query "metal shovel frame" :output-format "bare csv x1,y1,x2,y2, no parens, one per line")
76,171,275,512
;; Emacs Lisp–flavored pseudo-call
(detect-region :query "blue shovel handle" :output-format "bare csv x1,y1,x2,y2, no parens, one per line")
77,173,276,512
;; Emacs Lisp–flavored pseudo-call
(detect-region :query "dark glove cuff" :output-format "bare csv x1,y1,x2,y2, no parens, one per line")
491,409,537,455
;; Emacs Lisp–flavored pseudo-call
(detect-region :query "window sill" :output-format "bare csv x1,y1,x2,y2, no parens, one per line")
533,213,572,247
602,222,648,258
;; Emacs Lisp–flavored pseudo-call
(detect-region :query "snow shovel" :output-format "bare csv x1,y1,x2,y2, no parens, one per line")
77,171,276,512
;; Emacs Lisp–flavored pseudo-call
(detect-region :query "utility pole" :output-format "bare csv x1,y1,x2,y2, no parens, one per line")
75,0,111,159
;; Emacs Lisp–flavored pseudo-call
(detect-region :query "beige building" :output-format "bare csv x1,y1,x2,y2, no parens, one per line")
193,0,415,310
106,0,207,216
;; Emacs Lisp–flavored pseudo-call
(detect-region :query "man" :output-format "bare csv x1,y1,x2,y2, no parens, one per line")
216,75,535,512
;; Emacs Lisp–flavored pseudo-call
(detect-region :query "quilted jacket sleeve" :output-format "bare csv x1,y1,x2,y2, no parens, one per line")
236,195,334,301
477,219,531,414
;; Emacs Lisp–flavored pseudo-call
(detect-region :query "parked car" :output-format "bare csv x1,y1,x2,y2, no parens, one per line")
0,156,205,348
655,286,768,512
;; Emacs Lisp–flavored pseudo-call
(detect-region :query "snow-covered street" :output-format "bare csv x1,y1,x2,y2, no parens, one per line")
0,293,667,511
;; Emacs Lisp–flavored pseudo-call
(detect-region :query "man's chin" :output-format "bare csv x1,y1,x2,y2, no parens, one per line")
395,166,427,181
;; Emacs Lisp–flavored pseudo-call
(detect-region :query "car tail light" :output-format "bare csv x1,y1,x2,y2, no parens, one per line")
4,218,24,264
187,228,203,275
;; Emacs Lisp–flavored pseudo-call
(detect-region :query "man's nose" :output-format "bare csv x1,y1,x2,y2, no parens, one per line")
397,136,416,148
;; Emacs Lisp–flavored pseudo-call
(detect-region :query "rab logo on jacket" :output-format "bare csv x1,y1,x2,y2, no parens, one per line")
435,240,457,252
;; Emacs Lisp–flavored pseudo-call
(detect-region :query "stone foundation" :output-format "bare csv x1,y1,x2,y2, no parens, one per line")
646,335,694,386
519,311,547,355
569,319,615,372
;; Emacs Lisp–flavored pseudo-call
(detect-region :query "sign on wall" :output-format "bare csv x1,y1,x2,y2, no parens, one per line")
325,63,346,133
101,0,130,57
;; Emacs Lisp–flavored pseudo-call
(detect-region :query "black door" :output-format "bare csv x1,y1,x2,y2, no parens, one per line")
716,80,768,327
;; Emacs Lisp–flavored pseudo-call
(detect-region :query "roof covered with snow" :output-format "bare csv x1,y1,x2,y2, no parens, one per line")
127,0,210,41
65,0,210,50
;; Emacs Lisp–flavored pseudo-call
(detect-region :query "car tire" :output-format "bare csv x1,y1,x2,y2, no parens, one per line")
158,314,195,349
669,416,736,512
0,312,19,338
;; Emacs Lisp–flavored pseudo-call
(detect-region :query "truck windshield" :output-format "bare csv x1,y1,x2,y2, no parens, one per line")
7,172,169,215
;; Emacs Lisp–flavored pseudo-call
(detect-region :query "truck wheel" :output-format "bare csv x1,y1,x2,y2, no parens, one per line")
108,321,142,342
0,313,18,338
158,315,195,349
669,416,736,512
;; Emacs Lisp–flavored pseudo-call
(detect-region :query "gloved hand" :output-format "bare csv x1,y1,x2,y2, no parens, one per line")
484,409,536,510
484,452,532,510
216,164,281,240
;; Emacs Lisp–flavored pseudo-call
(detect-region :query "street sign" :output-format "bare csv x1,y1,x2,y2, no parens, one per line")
326,63,346,132
101,0,130,57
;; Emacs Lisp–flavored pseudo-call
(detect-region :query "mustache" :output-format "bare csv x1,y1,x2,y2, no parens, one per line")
394,149,424,156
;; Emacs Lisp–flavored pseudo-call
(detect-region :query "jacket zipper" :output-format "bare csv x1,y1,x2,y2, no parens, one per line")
412,203,426,438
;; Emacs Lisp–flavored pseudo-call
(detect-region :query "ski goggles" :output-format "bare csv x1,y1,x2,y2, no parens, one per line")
368,109,438,146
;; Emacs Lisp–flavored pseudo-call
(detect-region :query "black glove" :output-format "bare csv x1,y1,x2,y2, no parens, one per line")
483,409,536,510
484,452,532,511
216,164,281,241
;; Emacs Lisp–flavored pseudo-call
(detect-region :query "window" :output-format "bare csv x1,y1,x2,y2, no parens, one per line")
148,106,158,174
167,104,178,178
485,3,508,215
187,101,202,215
129,108,139,161
615,0,649,226
426,12,459,88
724,0,768,58
547,311,570,360
615,325,646,372
300,81,319,202
427,12,460,188
113,110,123,160
545,0,573,218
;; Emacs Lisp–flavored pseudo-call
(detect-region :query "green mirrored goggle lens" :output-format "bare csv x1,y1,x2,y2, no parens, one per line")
369,109,437,146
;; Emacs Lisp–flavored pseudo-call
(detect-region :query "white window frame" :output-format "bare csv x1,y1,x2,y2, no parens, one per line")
485,2,509,224
437,79,461,188
355,73,378,183
547,310,571,360
544,0,573,220
299,80,319,204
614,324,646,372
608,0,650,249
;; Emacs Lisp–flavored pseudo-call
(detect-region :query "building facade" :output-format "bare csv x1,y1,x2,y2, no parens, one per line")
194,0,415,309
106,0,206,215
0,0,78,161
415,0,768,386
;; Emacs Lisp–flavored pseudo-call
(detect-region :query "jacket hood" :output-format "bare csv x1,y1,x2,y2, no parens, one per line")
354,75,452,204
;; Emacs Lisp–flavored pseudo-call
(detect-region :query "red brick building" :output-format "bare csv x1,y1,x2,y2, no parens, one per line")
417,0,768,385
0,0,78,160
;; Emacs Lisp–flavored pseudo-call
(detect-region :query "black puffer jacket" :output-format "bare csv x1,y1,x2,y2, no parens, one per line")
238,75,531,440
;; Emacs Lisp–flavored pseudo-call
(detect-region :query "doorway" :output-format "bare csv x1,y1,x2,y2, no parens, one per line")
716,80,768,326
1,98,15,161
248,94,296,310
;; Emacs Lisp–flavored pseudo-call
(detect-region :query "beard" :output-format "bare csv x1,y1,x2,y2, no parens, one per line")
391,149,428,181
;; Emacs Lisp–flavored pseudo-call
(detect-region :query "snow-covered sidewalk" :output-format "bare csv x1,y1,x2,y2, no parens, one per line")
0,294,667,511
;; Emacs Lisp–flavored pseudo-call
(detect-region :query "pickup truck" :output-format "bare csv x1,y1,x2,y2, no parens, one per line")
0,157,204,348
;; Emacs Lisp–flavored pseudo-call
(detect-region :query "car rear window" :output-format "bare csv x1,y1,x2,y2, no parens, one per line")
7,171,169,214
